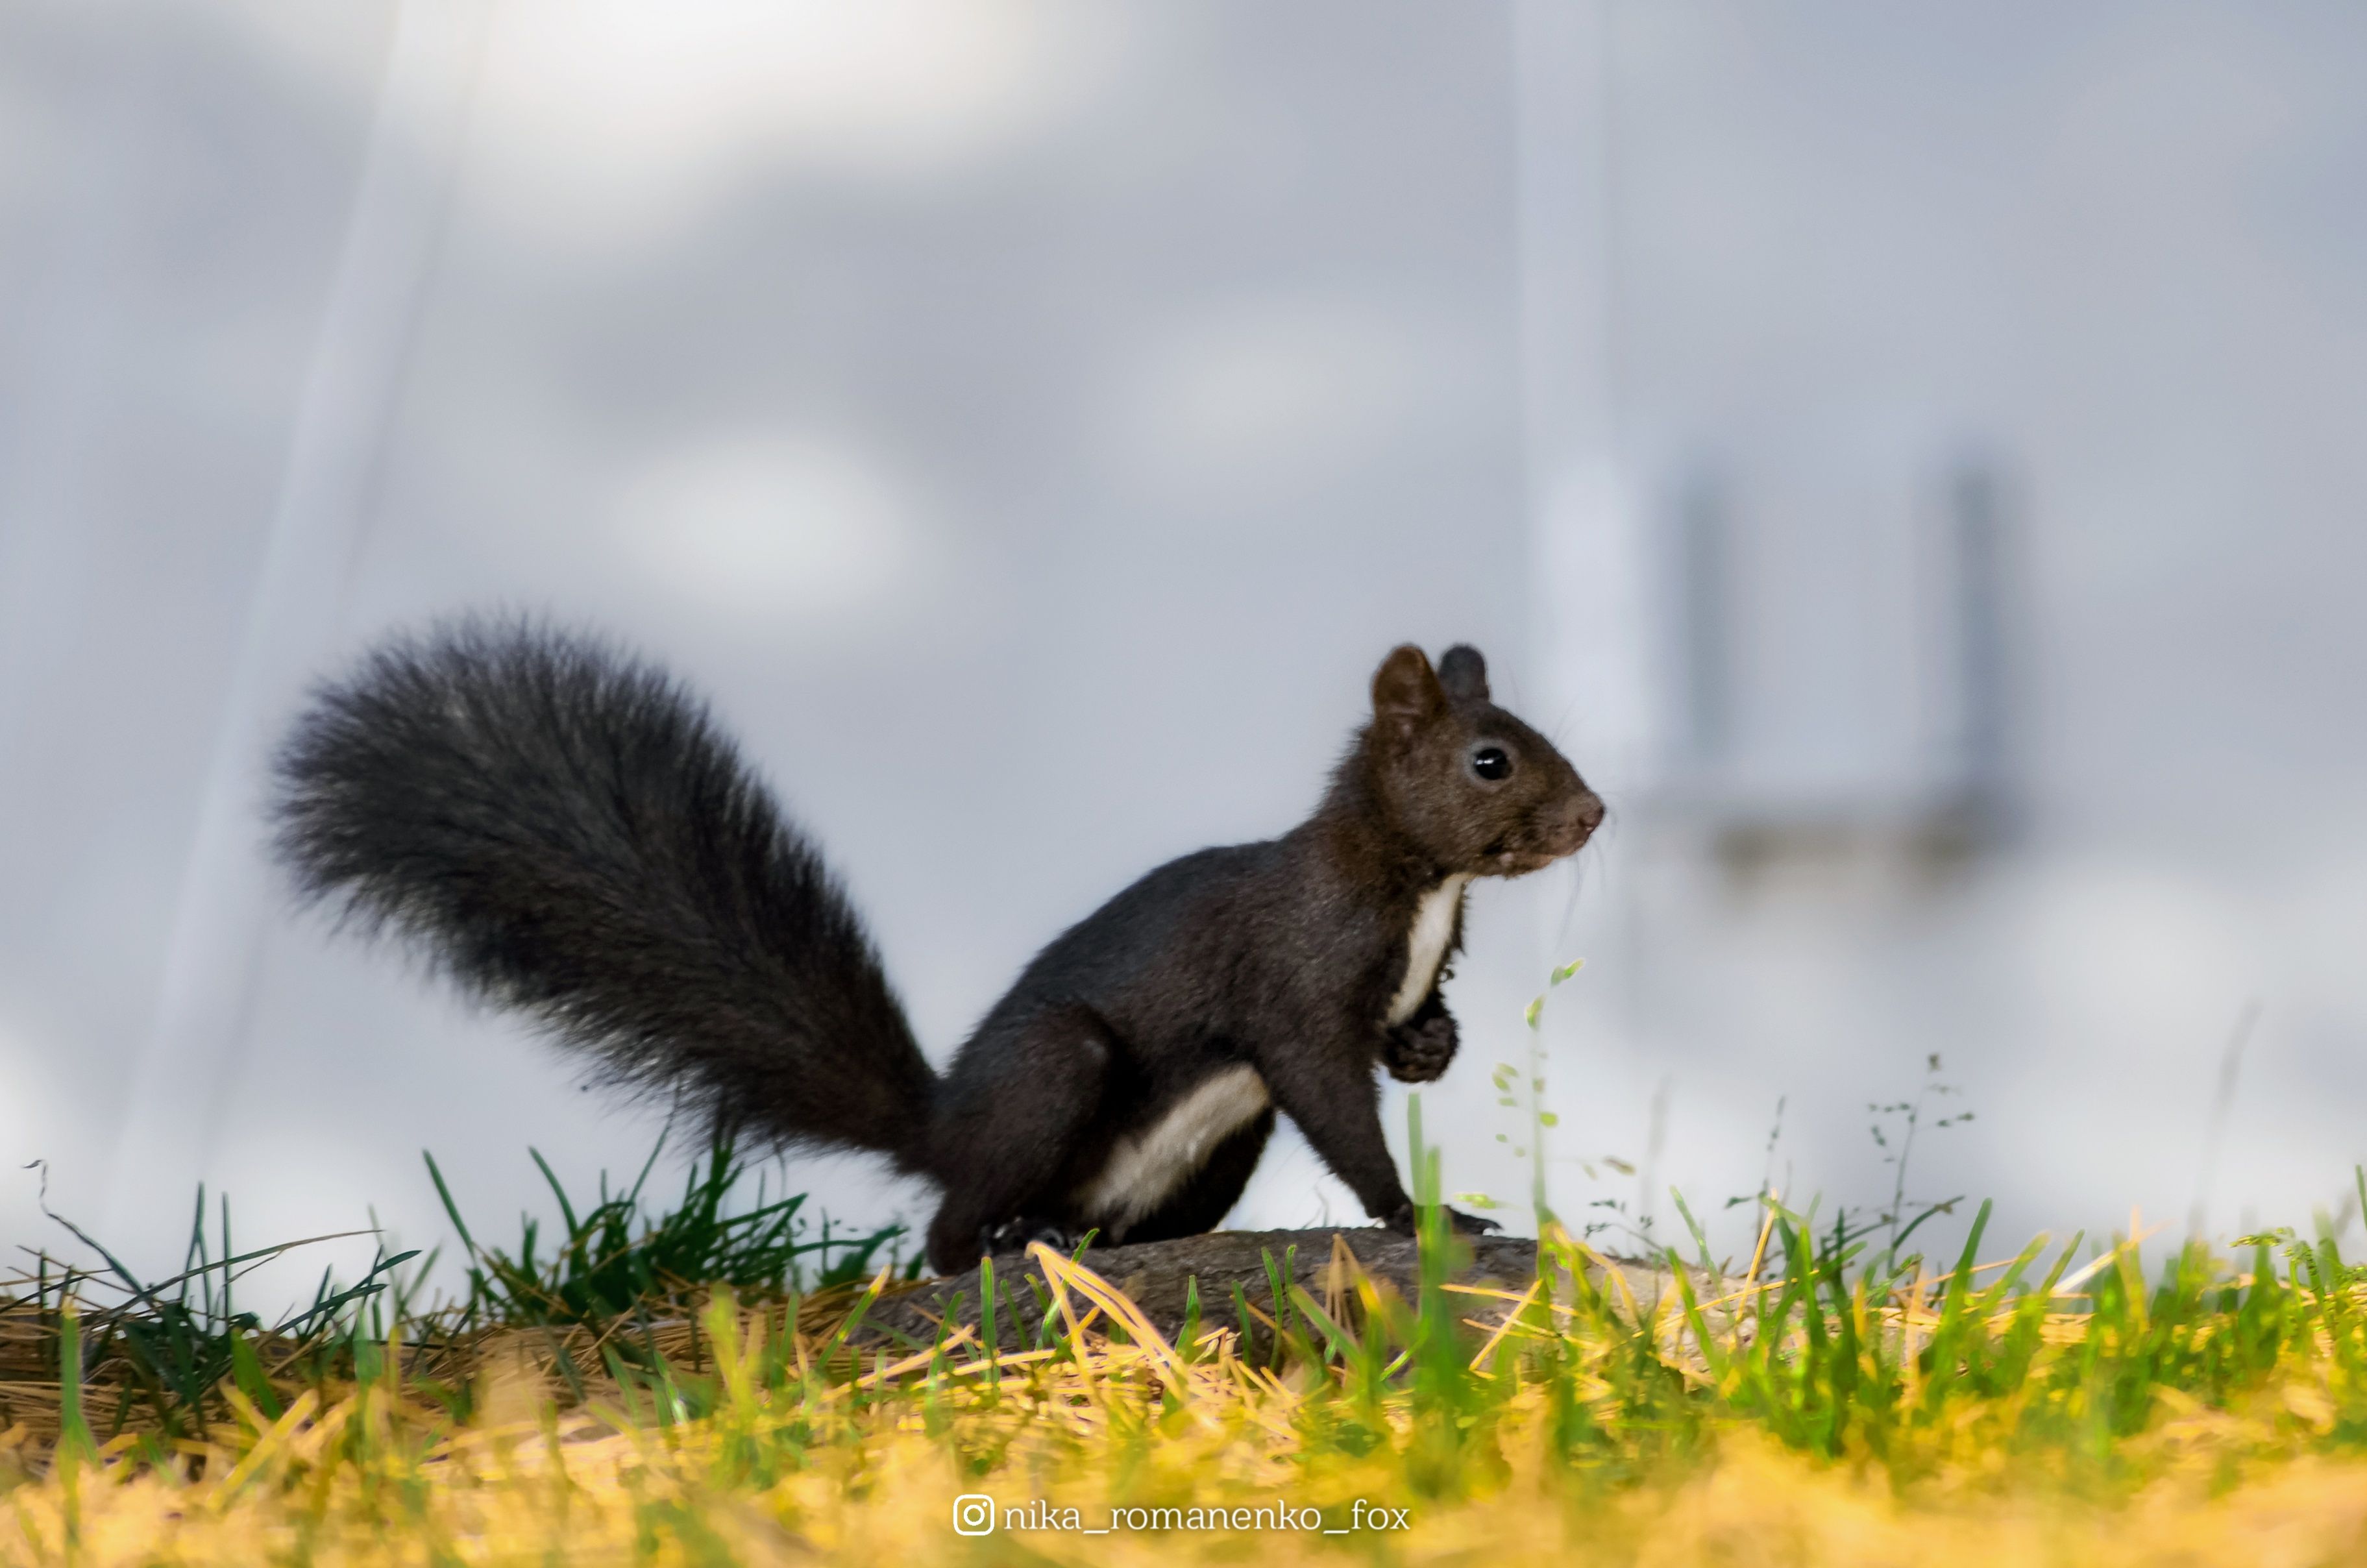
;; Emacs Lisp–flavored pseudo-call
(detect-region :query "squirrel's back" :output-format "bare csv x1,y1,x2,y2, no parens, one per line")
271,618,937,1161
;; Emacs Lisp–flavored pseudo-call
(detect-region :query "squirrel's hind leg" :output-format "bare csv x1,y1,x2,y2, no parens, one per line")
924,1003,1116,1273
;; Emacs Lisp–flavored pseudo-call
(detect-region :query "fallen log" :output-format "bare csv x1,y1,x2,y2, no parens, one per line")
862,1227,1691,1356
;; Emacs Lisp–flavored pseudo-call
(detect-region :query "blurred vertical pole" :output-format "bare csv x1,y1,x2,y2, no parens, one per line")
1514,1,1657,993
101,0,493,1248
1516,0,1656,778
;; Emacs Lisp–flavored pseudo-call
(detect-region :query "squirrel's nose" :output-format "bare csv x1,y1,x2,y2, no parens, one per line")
1548,790,1605,851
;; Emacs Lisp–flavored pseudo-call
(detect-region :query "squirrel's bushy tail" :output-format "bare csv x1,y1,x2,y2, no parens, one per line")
271,617,937,1169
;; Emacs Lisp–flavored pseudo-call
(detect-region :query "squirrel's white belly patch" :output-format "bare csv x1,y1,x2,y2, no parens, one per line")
1077,1064,1269,1229
1386,874,1471,1025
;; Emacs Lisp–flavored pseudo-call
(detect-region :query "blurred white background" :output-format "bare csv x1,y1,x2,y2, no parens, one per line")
1,0,2362,1298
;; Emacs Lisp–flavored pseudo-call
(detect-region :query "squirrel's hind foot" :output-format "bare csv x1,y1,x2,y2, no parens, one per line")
980,1214,1091,1258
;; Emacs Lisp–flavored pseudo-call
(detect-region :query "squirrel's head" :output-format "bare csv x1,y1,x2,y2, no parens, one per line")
1361,643,1604,878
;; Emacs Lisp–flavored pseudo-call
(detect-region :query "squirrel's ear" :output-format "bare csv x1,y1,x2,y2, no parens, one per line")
1372,644,1446,736
1437,645,1489,704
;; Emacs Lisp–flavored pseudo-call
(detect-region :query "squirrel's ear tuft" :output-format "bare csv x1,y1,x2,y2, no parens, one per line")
1438,645,1489,704
1372,644,1446,735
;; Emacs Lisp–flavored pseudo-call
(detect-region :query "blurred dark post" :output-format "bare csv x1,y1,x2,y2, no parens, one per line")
1674,462,1730,776
1943,457,2015,848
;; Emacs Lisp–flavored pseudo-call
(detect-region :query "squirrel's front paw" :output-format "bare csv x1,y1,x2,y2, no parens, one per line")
1381,1202,1503,1238
1384,1012,1458,1083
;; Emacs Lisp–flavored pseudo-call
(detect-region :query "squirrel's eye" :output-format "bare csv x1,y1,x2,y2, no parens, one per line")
1469,745,1512,781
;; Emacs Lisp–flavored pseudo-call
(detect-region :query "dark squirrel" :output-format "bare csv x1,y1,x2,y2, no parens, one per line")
271,619,1604,1272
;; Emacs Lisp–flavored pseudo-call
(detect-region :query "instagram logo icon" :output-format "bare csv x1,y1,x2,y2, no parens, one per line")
951,1495,997,1536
